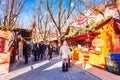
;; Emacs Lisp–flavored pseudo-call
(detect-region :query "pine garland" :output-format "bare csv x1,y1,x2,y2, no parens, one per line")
61,16,112,39
0,26,32,32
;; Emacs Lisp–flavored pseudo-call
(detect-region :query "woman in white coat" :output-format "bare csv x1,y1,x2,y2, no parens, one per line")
59,40,71,72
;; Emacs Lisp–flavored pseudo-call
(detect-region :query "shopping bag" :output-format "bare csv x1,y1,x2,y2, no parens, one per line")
45,53,48,59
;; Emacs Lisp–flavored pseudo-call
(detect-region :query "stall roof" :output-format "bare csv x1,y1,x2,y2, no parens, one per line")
67,16,120,38
18,29,32,41
60,16,120,40
95,17,120,34
0,26,32,40
0,26,32,31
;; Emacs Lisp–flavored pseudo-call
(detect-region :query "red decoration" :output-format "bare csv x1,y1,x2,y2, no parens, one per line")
67,32,99,41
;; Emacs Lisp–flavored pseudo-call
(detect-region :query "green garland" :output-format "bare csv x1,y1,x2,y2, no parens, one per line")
0,26,16,30
59,34,66,39
62,16,112,39
0,26,32,32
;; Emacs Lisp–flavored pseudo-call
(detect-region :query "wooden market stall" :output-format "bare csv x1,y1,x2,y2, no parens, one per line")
89,17,120,68
0,26,32,74
65,17,120,69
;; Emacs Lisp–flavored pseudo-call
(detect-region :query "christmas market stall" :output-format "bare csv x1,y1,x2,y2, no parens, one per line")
0,26,32,74
61,16,120,72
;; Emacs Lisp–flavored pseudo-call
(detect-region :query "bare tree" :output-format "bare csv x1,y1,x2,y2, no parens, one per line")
32,0,51,41
0,0,26,26
44,0,76,36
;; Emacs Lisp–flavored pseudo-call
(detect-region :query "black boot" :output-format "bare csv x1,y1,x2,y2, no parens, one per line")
66,63,68,72
62,63,65,72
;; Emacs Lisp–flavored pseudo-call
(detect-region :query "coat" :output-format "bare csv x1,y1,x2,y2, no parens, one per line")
59,45,70,59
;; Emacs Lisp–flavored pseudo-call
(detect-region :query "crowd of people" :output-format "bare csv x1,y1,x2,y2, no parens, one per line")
21,40,71,72
33,41,54,61
22,41,59,65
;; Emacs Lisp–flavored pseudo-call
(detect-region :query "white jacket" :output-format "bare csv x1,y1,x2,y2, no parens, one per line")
59,45,70,59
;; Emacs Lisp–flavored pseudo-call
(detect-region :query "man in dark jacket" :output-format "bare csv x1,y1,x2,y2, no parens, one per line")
48,42,53,61
23,41,30,64
39,41,45,60
33,42,39,61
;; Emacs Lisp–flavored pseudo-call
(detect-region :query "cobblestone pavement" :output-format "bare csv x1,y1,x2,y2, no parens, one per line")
1,54,102,80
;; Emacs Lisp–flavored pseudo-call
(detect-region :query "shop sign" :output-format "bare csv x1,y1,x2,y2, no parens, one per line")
92,39,103,47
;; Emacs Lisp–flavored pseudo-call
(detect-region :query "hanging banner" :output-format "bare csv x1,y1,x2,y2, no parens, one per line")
78,16,88,24
71,8,95,30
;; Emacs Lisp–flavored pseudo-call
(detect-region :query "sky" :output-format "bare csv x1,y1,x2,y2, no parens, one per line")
19,0,110,29
18,0,33,29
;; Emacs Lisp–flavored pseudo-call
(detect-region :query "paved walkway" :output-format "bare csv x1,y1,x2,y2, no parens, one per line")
71,60,120,80
1,54,102,80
